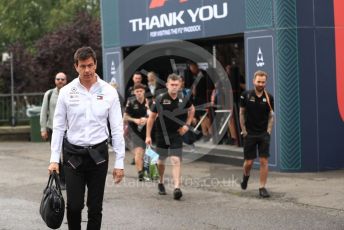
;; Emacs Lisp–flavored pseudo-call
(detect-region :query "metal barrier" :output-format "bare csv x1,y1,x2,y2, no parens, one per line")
0,93,44,122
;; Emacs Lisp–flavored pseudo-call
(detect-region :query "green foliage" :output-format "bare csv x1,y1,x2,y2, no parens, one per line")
33,12,102,92
0,0,101,94
47,0,100,32
0,0,100,52
0,0,50,51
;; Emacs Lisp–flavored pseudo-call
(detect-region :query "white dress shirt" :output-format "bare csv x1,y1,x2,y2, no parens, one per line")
148,84,156,96
50,76,125,169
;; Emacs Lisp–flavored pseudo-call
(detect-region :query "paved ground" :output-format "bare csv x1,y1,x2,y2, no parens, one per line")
0,141,343,230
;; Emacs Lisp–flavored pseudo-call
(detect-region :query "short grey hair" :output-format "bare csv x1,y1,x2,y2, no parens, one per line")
167,73,182,82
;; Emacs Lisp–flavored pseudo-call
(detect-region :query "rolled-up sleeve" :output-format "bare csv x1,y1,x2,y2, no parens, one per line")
50,89,67,163
109,90,125,169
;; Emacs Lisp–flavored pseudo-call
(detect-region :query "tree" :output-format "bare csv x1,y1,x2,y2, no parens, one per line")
47,0,99,32
0,1,101,93
0,12,101,93
32,12,102,92
0,43,36,93
0,0,100,52
0,0,54,51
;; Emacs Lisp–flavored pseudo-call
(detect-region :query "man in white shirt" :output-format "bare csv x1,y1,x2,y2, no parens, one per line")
48,47,125,230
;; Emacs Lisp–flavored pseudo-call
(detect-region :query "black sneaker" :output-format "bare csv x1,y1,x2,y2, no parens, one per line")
240,175,250,190
259,187,270,198
138,171,144,181
173,188,183,200
158,183,166,195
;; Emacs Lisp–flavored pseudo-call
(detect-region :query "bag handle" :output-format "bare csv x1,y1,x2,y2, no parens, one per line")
264,90,273,112
46,171,63,195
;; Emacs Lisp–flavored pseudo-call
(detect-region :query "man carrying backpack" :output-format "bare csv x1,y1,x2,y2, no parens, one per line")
40,72,67,188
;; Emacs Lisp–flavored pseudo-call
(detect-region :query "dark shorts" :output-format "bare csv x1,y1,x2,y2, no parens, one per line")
155,132,183,160
130,131,146,149
243,132,270,160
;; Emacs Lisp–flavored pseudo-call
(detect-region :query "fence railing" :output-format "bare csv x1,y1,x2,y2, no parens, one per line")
0,93,44,123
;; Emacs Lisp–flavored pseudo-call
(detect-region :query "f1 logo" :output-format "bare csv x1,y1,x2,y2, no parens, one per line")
334,0,344,121
149,0,188,9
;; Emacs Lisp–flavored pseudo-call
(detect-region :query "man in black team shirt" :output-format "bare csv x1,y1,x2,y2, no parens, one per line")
124,83,149,181
146,74,195,200
239,70,274,198
125,71,148,104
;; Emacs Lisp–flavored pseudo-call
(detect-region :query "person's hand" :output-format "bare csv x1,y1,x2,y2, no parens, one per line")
48,162,59,174
41,131,48,141
113,168,124,184
145,137,152,146
178,125,189,136
134,119,141,125
241,130,248,138
140,117,147,125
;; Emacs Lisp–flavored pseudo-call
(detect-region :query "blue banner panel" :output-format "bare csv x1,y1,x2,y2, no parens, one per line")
101,0,120,47
118,0,245,47
315,28,344,170
245,31,278,168
103,47,124,97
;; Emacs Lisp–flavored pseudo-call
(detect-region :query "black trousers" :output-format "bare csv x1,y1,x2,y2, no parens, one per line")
63,145,108,230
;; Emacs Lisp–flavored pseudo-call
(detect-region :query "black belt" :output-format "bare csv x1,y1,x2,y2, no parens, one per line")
69,140,107,150
63,139,108,169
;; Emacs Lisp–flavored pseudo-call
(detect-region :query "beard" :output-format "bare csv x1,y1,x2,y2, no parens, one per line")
255,86,265,92
169,89,179,94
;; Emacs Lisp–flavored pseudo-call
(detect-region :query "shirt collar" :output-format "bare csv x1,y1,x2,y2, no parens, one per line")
76,74,102,91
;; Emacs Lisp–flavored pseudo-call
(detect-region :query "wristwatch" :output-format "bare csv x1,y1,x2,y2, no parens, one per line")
185,124,190,129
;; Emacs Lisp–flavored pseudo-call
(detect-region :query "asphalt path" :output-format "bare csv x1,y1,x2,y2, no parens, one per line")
0,142,343,230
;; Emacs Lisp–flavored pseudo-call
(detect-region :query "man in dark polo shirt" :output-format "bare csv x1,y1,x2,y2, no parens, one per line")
239,70,274,198
125,71,149,104
146,73,195,200
124,83,149,181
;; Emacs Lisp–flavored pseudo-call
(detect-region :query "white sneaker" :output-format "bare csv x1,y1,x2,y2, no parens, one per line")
184,143,195,152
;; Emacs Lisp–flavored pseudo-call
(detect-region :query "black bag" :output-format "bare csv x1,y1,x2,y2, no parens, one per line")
40,171,65,229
